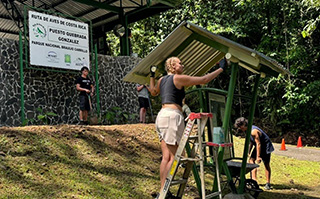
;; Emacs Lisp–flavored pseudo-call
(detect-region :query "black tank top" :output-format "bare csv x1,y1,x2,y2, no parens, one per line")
160,75,185,107
250,125,274,154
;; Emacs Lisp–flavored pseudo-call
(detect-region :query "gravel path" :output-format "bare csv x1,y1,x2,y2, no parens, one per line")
273,142,320,162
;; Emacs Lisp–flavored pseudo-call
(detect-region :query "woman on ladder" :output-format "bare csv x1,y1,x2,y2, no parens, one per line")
149,57,228,198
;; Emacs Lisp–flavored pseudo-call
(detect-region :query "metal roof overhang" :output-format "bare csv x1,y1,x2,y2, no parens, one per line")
0,0,179,40
123,21,292,84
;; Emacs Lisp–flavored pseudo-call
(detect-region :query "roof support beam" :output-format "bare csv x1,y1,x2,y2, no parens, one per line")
0,28,19,35
74,7,98,17
104,0,119,4
128,0,141,7
74,0,119,18
0,14,12,20
155,0,177,7
50,0,67,8
0,0,24,29
72,0,121,13
91,12,116,26
125,3,151,16
37,0,61,12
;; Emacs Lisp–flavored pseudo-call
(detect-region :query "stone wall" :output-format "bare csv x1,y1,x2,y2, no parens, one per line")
0,38,21,126
97,56,141,115
0,38,140,126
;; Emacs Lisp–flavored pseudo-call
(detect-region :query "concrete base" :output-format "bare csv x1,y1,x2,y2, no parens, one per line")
223,193,255,199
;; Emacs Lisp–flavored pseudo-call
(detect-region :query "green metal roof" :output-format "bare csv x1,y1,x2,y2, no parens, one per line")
123,21,291,84
0,0,180,40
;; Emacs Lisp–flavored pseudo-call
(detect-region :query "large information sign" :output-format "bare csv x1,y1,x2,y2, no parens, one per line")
28,11,89,70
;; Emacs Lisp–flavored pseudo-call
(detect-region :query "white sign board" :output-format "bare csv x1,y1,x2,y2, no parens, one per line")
28,11,90,70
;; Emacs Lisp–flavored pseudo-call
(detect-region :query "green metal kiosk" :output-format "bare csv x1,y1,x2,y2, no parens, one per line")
123,21,291,198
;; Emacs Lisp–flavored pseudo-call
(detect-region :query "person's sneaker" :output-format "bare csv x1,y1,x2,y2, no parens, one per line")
166,191,173,199
79,121,85,125
84,121,89,125
151,192,159,199
151,191,179,199
264,183,272,190
166,191,180,199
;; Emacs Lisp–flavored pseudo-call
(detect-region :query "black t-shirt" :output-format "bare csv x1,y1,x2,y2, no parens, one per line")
75,76,93,95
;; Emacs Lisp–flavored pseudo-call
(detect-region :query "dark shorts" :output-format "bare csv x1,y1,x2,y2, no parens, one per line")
138,97,149,109
251,148,271,164
79,95,90,111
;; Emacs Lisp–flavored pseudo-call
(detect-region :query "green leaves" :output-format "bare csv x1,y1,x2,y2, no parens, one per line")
24,108,58,125
302,17,320,38
46,112,58,117
37,115,46,120
104,0,320,135
102,107,137,125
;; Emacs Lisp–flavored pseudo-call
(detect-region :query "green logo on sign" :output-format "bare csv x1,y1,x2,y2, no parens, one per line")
65,54,71,63
32,23,46,38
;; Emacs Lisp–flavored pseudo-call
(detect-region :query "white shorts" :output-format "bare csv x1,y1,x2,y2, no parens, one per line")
156,108,185,145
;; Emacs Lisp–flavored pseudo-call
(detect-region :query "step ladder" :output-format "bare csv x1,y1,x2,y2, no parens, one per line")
206,142,233,199
157,112,230,199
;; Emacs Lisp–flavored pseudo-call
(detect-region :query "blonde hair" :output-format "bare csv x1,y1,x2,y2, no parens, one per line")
165,57,179,74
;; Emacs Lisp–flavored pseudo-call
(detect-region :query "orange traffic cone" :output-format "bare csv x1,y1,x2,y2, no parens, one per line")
280,138,287,151
297,136,303,148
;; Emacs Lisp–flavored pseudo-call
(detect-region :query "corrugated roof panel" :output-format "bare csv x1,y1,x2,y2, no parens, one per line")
92,15,118,27
22,0,42,8
178,41,221,77
82,9,109,21
119,0,142,7
0,19,19,37
54,1,92,16
39,0,63,5
0,33,19,40
122,24,193,84
111,0,150,7
0,4,10,15
0,19,16,29
123,21,291,84
186,23,290,75
181,42,210,64
0,4,20,38
122,24,192,84
111,0,160,13
0,0,179,40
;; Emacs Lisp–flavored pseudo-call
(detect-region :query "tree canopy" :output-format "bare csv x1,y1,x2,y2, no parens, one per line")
108,0,320,140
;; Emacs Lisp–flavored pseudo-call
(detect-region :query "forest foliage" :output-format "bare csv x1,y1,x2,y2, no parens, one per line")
108,0,320,136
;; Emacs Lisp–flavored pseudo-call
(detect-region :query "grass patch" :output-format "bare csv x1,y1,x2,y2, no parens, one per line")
0,125,319,199
233,136,320,199
0,125,162,199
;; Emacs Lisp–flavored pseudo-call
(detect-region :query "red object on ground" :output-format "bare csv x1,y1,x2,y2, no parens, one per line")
297,136,303,148
280,138,287,151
